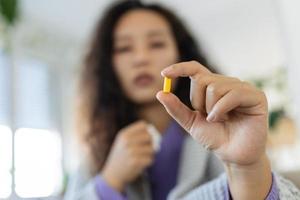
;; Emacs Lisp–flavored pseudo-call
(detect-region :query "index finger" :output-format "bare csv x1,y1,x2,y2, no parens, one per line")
161,60,212,79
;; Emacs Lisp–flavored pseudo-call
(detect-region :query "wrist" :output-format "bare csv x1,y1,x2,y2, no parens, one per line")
224,153,272,200
101,167,126,193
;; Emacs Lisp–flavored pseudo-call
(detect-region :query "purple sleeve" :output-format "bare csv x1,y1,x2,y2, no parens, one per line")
224,173,279,200
265,174,280,200
94,175,127,200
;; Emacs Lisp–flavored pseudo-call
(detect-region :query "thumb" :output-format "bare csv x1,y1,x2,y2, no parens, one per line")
156,91,195,131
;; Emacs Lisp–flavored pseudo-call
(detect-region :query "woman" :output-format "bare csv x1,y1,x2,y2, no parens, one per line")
64,1,300,200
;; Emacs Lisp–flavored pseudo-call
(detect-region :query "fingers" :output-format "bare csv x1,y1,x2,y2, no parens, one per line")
120,120,147,135
161,60,211,79
160,61,243,116
156,91,198,131
128,149,154,169
159,60,266,124
207,83,267,122
190,74,240,114
128,144,154,168
130,144,154,156
205,80,240,114
190,75,215,114
121,123,155,167
118,121,153,146
127,133,152,146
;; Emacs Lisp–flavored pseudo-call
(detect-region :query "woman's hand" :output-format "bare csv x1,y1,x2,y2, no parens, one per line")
156,61,272,200
101,121,154,192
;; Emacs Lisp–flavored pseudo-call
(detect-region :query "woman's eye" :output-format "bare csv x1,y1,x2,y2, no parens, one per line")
114,46,132,54
150,42,166,49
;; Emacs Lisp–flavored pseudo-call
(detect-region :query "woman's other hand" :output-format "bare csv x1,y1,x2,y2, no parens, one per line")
101,121,154,192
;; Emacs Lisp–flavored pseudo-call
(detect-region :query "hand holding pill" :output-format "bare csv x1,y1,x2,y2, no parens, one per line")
156,60,271,199
156,60,268,167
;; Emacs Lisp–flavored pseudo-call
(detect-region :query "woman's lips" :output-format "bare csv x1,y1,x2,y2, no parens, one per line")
133,74,154,87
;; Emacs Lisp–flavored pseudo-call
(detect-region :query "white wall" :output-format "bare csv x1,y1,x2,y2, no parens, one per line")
20,0,285,78
154,0,285,78
276,0,300,132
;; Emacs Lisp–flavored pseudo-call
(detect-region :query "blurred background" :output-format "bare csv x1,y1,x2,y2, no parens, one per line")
0,0,299,199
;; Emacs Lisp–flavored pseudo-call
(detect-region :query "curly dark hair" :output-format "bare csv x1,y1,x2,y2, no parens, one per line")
76,0,215,175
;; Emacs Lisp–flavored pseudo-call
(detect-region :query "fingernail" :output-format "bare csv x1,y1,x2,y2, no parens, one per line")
156,92,160,100
206,111,215,122
161,67,172,76
156,92,163,102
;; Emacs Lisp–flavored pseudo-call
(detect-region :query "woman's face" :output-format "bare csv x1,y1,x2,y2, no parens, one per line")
113,9,179,104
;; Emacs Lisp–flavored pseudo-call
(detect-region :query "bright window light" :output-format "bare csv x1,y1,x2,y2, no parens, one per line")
15,128,62,198
0,125,12,198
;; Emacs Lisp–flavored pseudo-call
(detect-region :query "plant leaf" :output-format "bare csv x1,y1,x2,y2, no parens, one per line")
0,0,19,25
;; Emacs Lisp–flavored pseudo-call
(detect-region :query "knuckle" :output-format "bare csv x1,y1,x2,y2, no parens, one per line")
190,60,199,65
206,84,220,97
206,84,216,93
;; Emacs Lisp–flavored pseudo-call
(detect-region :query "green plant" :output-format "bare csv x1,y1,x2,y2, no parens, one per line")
0,0,19,26
0,0,19,52
269,108,285,129
251,68,288,130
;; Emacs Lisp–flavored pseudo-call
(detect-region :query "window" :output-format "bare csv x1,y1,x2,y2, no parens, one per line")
0,49,63,199
0,50,12,199
15,128,62,198
0,126,12,199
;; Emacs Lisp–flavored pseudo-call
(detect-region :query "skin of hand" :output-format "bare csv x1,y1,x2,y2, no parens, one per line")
156,61,272,200
101,121,155,192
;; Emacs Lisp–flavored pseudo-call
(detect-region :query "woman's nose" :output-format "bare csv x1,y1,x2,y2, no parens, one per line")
132,46,150,68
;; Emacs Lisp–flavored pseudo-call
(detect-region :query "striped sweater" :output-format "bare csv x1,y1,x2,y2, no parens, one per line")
183,173,300,200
